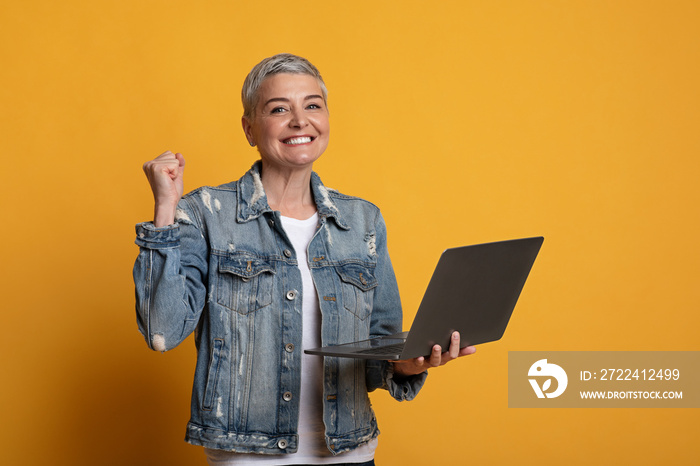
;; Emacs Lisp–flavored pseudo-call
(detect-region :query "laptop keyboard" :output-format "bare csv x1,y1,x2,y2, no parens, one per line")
355,343,405,355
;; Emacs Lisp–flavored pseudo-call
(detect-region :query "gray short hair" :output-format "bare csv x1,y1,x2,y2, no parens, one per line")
241,53,328,120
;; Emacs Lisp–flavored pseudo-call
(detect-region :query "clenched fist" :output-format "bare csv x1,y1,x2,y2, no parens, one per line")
143,151,186,226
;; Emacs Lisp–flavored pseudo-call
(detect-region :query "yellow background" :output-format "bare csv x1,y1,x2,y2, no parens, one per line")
2,1,698,464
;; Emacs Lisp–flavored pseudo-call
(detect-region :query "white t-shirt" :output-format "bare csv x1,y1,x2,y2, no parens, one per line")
204,213,376,465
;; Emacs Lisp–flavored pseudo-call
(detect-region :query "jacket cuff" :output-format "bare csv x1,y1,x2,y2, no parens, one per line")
385,361,428,401
134,222,180,249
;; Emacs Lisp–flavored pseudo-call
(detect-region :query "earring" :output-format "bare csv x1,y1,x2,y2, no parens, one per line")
249,141,256,147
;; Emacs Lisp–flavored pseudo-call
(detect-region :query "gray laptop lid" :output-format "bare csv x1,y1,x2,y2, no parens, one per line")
304,236,543,360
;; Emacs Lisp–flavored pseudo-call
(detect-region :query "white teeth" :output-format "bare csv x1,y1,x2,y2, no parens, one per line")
285,137,312,145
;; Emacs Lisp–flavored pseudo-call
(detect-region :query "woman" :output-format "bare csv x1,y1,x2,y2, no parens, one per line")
134,53,474,465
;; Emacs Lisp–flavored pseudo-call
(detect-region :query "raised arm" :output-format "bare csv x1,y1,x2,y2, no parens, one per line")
133,151,208,352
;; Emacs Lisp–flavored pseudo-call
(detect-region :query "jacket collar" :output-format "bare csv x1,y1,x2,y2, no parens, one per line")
236,161,349,230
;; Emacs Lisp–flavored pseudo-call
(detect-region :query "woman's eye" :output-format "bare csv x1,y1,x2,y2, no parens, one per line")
270,107,287,114
307,103,322,110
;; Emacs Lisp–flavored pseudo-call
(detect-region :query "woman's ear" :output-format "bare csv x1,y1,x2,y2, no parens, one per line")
242,116,255,146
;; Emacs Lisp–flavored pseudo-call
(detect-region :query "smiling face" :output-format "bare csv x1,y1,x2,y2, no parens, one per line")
242,73,330,171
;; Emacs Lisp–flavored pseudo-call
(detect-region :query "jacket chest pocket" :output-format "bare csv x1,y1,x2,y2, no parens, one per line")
217,255,275,315
337,263,377,320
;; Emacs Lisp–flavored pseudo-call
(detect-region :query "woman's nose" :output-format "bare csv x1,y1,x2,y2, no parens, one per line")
289,108,308,128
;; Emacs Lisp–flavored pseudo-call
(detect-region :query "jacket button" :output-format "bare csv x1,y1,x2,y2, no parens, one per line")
268,219,275,227
285,343,295,353
277,439,288,449
286,290,297,300
283,249,292,257
283,391,293,402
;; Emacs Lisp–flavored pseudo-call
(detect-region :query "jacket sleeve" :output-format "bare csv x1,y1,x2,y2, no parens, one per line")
364,210,428,400
132,198,208,352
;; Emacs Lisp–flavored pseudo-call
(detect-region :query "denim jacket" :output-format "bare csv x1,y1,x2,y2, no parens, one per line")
133,162,427,455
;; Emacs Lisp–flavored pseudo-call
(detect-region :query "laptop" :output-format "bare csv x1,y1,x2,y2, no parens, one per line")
304,236,544,360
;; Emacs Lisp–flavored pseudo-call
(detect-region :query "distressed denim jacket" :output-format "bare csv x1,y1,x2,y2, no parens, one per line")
133,162,427,455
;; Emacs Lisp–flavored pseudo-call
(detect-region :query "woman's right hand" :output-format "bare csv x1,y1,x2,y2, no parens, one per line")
143,151,186,227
